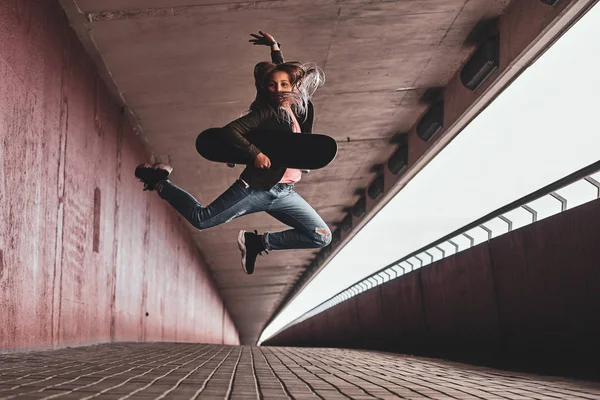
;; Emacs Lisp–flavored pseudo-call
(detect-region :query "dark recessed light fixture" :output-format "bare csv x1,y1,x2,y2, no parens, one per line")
340,214,352,231
388,144,408,175
332,229,341,246
367,175,384,200
315,253,325,265
460,34,499,91
539,0,561,5
417,101,444,142
352,196,366,218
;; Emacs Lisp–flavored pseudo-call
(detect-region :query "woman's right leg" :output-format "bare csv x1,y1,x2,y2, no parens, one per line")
155,179,268,230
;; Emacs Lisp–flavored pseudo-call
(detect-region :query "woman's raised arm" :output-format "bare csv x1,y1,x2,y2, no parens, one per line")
249,31,284,64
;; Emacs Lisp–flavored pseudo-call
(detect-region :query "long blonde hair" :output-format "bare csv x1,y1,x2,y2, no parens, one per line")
250,61,324,121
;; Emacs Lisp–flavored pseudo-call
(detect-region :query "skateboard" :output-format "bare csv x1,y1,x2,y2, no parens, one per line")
196,128,338,170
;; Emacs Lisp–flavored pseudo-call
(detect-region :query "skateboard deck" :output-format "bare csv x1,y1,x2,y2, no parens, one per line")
196,128,337,170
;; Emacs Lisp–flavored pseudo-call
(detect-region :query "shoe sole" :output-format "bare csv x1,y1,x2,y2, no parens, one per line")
237,230,249,274
134,163,173,191
134,163,151,179
152,163,173,179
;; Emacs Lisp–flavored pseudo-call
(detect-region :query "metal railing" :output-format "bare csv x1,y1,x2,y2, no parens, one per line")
278,160,600,333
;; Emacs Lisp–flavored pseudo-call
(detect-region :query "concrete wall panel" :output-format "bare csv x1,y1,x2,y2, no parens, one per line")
313,310,332,346
0,0,238,352
354,286,385,347
336,297,361,347
0,0,66,351
379,271,427,342
490,199,600,347
420,243,499,345
300,317,317,347
302,313,332,346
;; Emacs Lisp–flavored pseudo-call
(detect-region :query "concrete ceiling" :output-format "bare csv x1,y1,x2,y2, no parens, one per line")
61,0,511,344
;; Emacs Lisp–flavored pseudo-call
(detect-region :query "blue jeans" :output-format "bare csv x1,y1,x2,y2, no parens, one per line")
156,179,332,251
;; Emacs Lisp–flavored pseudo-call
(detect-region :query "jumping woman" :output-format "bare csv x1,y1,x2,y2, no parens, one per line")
134,31,331,274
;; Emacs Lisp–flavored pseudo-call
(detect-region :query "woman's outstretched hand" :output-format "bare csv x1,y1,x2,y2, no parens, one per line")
249,31,276,46
254,153,271,169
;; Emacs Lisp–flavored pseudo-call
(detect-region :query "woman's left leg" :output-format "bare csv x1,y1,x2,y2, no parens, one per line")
264,186,332,251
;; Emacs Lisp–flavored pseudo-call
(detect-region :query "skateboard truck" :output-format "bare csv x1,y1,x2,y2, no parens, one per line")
227,163,309,173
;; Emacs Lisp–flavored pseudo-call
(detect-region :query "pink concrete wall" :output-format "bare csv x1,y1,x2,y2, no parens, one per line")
0,0,239,352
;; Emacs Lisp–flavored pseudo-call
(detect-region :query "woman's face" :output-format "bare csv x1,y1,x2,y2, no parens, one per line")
266,70,293,105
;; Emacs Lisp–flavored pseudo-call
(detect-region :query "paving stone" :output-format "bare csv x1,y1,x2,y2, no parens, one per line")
0,343,599,399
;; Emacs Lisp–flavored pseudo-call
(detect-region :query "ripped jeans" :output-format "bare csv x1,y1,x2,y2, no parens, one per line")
156,179,332,251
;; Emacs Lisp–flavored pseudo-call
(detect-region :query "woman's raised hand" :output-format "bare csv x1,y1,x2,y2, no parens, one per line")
254,153,271,169
249,31,276,46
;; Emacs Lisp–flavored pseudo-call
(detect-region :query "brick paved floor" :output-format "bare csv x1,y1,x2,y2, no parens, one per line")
0,344,598,399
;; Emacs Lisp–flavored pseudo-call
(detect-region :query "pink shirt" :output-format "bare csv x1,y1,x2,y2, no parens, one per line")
241,108,302,188
279,109,302,184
